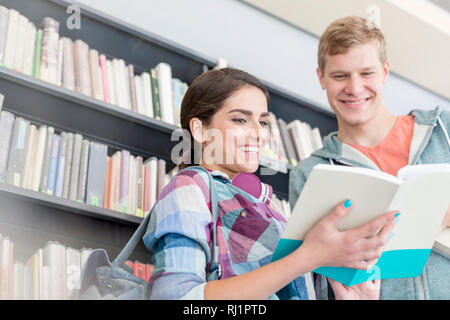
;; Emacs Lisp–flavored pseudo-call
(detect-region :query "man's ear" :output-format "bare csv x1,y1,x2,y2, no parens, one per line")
317,67,326,90
382,59,390,84
189,118,204,143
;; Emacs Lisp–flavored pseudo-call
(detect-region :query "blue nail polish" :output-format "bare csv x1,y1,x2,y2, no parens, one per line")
395,218,400,224
344,200,352,208
394,212,401,218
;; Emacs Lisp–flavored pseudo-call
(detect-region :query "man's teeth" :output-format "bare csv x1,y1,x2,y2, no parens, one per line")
347,99,366,105
239,146,259,153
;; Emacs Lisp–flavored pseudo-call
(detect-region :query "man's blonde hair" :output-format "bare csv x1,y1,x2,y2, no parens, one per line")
318,16,387,73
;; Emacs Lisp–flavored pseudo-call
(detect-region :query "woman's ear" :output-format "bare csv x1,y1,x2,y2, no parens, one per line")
189,118,204,143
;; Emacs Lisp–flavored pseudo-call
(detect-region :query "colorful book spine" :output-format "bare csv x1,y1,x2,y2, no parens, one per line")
141,72,154,118
99,54,110,103
7,117,30,187
119,150,130,213
46,134,61,196
55,132,68,197
68,133,83,201
150,68,161,120
76,139,90,202
39,126,54,193
62,132,74,199
104,156,111,209
85,141,108,207
32,29,43,78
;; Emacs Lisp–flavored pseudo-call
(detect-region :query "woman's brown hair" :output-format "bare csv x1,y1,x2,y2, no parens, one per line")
178,67,269,169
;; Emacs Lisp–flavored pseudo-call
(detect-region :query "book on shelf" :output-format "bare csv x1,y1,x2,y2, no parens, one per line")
0,91,4,111
150,68,162,120
61,37,75,91
68,133,83,201
21,124,37,190
0,5,192,128
103,156,112,210
39,126,54,193
0,111,15,183
89,49,103,101
73,39,91,96
99,54,110,103
85,141,107,207
0,6,10,66
6,117,30,187
155,62,174,124
272,163,450,286
46,133,61,196
2,8,19,69
77,139,90,202
39,17,59,85
0,234,156,300
12,14,29,74
61,132,74,199
32,29,43,78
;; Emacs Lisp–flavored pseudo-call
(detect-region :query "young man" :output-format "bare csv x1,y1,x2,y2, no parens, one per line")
289,16,450,299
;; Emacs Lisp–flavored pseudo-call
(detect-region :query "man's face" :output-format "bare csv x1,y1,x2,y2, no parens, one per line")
317,41,390,128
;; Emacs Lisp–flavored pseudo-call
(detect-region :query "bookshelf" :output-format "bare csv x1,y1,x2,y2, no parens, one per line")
0,0,338,298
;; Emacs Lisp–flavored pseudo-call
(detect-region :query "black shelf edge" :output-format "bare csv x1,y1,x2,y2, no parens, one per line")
0,182,143,227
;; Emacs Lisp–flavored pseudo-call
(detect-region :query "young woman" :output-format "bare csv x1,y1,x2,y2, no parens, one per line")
143,68,398,300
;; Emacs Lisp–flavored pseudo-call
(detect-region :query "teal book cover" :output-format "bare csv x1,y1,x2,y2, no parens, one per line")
272,238,432,286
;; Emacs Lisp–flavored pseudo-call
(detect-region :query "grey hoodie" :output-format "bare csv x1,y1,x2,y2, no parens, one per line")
289,106,450,300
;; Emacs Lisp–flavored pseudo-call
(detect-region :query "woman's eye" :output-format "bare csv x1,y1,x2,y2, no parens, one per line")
259,120,269,127
232,118,247,124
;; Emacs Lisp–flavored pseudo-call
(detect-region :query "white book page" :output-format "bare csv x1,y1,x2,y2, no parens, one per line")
386,171,450,251
434,228,450,254
398,164,450,181
284,165,401,240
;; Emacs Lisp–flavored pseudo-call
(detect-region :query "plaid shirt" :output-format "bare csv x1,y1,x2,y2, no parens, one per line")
143,167,314,299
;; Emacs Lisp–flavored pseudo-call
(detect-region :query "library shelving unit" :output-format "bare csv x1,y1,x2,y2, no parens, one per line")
0,0,337,271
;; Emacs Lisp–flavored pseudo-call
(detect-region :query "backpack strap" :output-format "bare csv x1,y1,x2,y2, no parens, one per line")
113,166,221,280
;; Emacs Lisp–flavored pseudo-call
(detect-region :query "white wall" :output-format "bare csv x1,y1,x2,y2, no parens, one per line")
76,0,450,115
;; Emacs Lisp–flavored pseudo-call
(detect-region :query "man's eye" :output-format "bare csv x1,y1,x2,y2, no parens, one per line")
333,75,347,79
362,72,374,76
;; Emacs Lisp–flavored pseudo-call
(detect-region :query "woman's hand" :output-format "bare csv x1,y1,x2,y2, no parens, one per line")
329,278,380,300
299,200,398,271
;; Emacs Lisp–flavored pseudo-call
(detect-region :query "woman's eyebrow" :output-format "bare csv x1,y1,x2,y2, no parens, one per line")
228,109,270,117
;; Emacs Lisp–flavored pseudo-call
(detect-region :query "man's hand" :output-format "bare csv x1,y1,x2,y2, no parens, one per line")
329,277,380,300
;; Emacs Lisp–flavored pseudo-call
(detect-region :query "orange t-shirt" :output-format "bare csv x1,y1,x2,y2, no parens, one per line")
347,115,415,176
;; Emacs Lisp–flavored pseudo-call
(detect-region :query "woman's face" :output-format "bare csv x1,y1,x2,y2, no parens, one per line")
198,85,270,179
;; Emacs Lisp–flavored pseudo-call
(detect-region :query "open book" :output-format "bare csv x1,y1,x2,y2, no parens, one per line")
272,164,450,286
434,228,450,256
